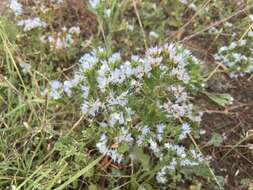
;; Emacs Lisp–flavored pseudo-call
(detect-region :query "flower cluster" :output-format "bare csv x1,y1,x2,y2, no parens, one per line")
40,26,80,50
8,0,84,52
9,0,23,16
17,18,47,32
48,43,205,184
89,0,101,9
156,145,203,184
215,30,253,78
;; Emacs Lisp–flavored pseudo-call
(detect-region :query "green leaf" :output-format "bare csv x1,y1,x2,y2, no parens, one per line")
216,176,225,188
142,183,153,190
205,92,233,107
207,133,223,147
118,143,129,154
189,183,202,190
131,146,150,170
89,184,97,190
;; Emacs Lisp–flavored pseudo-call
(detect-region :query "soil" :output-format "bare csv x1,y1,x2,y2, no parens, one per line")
187,38,253,189
201,77,253,189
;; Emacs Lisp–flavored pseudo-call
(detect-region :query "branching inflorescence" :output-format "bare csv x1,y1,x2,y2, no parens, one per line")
8,0,80,51
215,30,253,78
48,43,205,184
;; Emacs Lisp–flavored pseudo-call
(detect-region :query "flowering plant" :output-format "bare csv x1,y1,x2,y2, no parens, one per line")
8,0,82,51
215,31,253,78
48,43,210,186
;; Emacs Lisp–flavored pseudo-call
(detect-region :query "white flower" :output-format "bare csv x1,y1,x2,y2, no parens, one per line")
178,0,188,4
109,69,126,84
89,0,100,9
79,53,98,71
108,52,121,64
143,60,152,74
51,80,62,89
179,123,191,140
190,149,204,162
81,100,89,114
146,56,163,66
97,134,123,163
98,60,110,75
127,24,134,31
165,143,186,158
49,91,62,100
249,15,253,22
189,3,197,11
249,31,253,38
41,26,80,49
96,134,109,155
156,123,166,142
62,73,82,97
49,80,62,100
164,43,175,55
97,76,108,91
9,0,23,16
218,46,228,53
224,22,233,28
104,9,111,17
136,126,150,146
109,150,123,163
146,46,162,56
171,66,190,83
149,31,159,38
107,91,128,106
89,99,102,116
229,42,237,49
68,26,80,35
115,128,133,143
156,168,168,184
168,158,177,171
17,18,47,32
164,102,188,118
148,139,163,158
55,38,64,49
63,81,74,96
81,85,89,98
169,85,188,103
109,112,124,126
131,55,141,62
20,63,31,73
180,159,198,166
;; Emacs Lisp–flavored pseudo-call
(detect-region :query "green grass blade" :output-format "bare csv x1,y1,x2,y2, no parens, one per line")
54,156,103,190
16,165,43,190
45,163,68,190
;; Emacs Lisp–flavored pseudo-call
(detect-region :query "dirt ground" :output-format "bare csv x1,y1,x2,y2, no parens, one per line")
201,78,253,189
185,36,253,189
